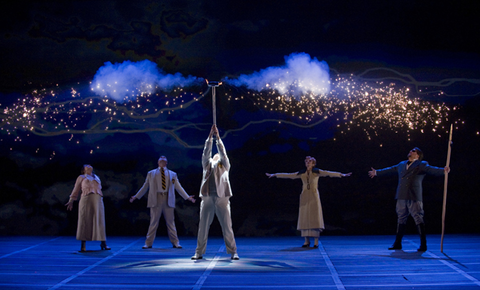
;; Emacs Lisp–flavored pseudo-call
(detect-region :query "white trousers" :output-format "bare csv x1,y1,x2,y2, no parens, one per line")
195,196,237,255
145,193,179,247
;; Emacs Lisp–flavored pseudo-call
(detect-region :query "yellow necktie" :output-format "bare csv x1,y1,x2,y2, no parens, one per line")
161,168,166,190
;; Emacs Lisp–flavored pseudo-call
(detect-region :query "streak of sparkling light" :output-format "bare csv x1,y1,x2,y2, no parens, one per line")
224,73,463,141
0,73,468,158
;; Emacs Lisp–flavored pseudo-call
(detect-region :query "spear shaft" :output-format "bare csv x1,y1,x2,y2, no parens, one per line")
212,86,216,125
206,80,221,125
440,123,453,252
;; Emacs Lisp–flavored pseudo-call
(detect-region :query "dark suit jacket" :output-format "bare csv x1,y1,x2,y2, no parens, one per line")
376,160,444,201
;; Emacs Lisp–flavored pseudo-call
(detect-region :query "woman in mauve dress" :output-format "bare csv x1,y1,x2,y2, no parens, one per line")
65,164,110,252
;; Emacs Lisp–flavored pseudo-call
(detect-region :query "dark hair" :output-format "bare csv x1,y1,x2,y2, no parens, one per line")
81,164,97,178
413,147,423,161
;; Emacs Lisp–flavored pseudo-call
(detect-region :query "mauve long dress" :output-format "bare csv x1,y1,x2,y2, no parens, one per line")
69,174,106,241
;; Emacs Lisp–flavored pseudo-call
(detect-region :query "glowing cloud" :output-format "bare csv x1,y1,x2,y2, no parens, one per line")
90,60,203,102
225,52,330,99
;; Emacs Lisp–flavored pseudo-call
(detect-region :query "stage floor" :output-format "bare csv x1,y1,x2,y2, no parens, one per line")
0,235,479,289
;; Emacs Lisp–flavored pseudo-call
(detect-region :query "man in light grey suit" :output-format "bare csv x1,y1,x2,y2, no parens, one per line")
191,125,239,260
369,147,450,251
130,156,195,249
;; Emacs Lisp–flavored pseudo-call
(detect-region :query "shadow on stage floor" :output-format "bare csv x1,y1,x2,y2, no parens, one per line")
1,234,479,289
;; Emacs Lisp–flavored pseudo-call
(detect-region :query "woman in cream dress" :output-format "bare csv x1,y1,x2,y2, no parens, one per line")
266,156,351,247
65,164,110,252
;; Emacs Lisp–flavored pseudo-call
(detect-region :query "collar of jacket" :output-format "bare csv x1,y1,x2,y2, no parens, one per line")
297,168,320,175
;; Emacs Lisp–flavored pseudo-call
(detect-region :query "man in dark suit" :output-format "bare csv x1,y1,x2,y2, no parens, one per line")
368,147,450,251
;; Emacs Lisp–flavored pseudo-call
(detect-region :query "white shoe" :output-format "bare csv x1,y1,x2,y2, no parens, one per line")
231,253,239,260
191,254,203,260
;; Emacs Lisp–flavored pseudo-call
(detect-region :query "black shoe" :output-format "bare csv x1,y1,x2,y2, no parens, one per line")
417,223,427,252
100,241,111,251
417,245,427,252
173,244,182,249
389,223,406,250
80,241,86,252
388,244,402,250
142,245,152,249
313,244,319,248
231,253,240,260
301,243,310,248
191,254,203,260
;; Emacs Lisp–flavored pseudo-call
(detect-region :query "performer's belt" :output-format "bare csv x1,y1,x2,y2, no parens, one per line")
157,192,168,195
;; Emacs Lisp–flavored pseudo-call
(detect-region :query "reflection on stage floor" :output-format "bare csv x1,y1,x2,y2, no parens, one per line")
1,235,479,289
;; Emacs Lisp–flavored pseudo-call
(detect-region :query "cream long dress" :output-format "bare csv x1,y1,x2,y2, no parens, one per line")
276,169,342,237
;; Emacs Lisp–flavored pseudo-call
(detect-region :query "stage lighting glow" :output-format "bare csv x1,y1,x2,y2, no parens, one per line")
116,257,301,273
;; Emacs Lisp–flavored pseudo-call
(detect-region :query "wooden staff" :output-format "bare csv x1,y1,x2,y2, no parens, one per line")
440,123,453,252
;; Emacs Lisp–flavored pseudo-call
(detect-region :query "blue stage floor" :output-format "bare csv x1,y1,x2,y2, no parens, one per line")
0,235,479,289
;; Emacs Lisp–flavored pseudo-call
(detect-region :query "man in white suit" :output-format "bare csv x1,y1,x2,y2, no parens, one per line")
130,156,195,249
192,125,239,260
